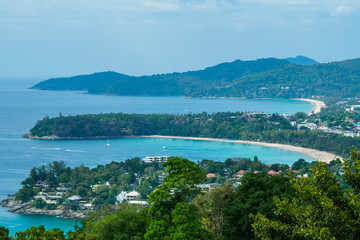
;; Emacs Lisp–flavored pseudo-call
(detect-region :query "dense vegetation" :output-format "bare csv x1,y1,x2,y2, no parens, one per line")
15,154,291,207
29,112,360,157
252,148,360,239
16,158,162,205
1,152,353,239
31,57,360,99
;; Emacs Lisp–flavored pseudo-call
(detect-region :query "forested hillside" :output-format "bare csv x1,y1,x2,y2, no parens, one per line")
30,57,360,99
28,112,360,157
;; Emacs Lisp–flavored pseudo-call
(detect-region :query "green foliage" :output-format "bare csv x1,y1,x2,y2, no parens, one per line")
80,204,149,240
291,158,307,170
0,226,11,240
344,147,360,194
195,185,234,240
15,225,66,240
32,198,47,209
251,150,360,239
223,173,295,239
145,157,211,240
15,187,37,202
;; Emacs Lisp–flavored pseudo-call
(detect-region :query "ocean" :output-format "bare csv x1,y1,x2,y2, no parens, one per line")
0,79,314,235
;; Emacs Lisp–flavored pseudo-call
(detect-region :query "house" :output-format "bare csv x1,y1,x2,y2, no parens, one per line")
56,187,71,194
34,180,48,188
197,183,220,192
233,182,242,188
126,191,141,201
45,195,62,204
116,191,127,203
67,195,82,202
297,123,318,130
234,170,246,178
267,170,278,175
143,156,172,164
290,121,297,127
128,200,148,206
206,173,216,178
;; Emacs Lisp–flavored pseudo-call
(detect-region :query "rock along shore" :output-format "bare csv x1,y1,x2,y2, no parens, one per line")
1,198,86,219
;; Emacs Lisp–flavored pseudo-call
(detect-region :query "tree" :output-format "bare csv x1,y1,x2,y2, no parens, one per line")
15,187,37,202
15,225,65,240
145,157,211,240
195,185,234,240
251,148,360,239
0,226,11,240
291,158,307,170
33,198,47,209
80,204,149,240
223,173,295,240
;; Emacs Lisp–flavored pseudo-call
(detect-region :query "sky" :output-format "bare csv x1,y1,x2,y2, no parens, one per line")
0,0,359,79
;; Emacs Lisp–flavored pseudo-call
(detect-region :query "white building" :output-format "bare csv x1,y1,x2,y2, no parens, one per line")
128,200,148,206
297,123,318,130
116,191,127,203
143,156,171,164
126,191,141,201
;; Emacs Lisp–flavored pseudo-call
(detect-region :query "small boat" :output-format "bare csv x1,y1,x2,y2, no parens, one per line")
106,139,110,146
162,146,167,149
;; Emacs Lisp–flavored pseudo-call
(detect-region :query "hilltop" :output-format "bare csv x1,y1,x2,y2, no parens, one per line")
31,56,360,99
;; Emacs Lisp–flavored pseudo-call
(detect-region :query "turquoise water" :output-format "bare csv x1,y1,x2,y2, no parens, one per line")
0,79,314,235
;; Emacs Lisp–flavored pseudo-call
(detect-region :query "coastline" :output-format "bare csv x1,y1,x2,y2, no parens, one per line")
0,198,86,219
25,134,341,163
141,135,341,163
295,98,326,115
191,96,325,115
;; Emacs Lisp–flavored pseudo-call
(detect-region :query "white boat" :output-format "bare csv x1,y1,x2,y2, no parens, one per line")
162,146,167,149
106,139,110,146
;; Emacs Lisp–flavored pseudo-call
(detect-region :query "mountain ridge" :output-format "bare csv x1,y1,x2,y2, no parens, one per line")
31,56,360,99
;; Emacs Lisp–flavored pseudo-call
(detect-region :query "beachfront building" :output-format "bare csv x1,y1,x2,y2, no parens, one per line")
143,156,172,164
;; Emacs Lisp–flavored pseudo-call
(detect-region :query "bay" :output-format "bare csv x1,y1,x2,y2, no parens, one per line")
0,79,314,235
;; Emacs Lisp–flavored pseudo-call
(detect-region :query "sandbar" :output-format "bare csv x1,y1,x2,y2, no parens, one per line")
296,98,326,115
142,135,341,163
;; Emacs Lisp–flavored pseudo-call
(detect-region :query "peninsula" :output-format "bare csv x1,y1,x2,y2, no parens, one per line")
25,111,355,158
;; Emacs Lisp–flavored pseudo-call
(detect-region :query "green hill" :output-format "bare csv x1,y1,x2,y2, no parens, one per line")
285,56,319,65
31,57,360,99
31,71,133,91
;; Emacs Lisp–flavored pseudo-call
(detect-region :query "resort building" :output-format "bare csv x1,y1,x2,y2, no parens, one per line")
143,156,172,164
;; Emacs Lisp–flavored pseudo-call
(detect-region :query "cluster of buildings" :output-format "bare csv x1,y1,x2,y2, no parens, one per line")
33,181,94,210
290,120,360,137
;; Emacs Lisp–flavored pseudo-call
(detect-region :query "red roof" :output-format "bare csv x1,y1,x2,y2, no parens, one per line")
236,170,246,175
207,173,216,178
267,170,278,175
253,171,259,174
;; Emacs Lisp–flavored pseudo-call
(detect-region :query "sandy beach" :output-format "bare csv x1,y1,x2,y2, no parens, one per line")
143,135,341,163
296,98,326,115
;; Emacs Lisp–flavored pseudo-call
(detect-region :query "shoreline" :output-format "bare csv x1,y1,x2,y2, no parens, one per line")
295,98,326,115
0,198,86,219
25,134,341,163
141,135,341,163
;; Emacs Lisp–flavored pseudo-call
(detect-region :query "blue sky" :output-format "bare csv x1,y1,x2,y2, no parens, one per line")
0,0,359,78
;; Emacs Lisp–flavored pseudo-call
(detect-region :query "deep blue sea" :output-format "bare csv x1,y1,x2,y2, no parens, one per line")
0,79,314,235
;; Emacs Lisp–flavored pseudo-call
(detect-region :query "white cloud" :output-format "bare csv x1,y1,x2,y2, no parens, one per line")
142,1,181,11
331,6,354,17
